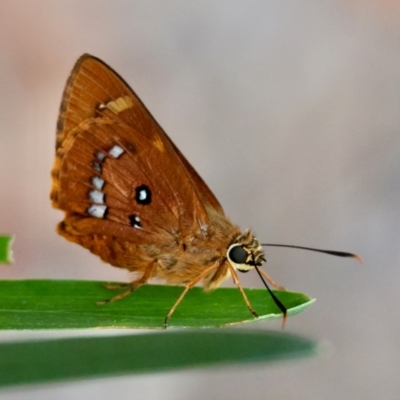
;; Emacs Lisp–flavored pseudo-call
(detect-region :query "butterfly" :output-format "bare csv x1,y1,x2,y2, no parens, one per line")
51,54,359,327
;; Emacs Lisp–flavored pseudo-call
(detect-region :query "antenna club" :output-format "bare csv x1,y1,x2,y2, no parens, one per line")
352,254,364,264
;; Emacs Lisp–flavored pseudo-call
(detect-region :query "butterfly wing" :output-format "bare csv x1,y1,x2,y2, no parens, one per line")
53,54,223,214
51,54,225,252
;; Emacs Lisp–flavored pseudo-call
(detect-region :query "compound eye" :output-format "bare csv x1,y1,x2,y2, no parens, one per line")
228,245,248,265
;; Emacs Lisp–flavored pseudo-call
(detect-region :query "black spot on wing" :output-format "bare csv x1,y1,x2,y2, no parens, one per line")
135,184,151,205
129,214,142,228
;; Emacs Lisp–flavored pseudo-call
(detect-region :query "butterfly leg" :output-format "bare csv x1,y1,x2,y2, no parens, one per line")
163,263,220,328
227,263,259,319
102,283,129,290
257,268,286,291
97,261,156,305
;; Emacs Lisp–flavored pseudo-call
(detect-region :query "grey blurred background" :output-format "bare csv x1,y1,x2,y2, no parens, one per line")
0,1,399,399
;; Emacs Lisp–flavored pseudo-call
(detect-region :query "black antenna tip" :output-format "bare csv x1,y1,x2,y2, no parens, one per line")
319,250,363,263
261,243,362,263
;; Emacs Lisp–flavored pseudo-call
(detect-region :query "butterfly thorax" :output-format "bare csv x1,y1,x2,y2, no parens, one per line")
135,207,244,289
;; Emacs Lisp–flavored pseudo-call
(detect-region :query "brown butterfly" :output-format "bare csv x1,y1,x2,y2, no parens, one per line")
51,55,359,328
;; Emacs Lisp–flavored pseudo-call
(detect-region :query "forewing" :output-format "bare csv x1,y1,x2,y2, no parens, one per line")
55,54,223,214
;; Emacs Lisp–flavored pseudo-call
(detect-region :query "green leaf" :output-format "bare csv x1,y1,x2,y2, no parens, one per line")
0,281,317,387
0,280,314,329
0,235,13,264
0,330,317,388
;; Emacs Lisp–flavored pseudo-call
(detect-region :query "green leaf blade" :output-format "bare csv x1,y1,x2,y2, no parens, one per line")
0,280,314,329
0,330,318,388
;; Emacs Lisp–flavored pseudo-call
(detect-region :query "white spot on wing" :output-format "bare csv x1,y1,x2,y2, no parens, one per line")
89,190,105,204
139,189,147,201
92,176,105,190
96,152,106,161
93,162,101,173
88,205,107,218
109,145,124,159
131,215,142,229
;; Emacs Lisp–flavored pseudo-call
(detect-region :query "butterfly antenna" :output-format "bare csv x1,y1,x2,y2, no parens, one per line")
252,254,287,328
261,244,363,264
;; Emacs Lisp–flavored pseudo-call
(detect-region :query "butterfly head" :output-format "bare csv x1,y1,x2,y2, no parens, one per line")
227,230,265,273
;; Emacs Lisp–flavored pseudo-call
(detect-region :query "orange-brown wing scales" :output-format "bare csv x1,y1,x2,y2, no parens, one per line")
168,140,223,213
98,116,211,235
57,55,166,150
53,114,217,241
54,121,178,234
57,55,225,219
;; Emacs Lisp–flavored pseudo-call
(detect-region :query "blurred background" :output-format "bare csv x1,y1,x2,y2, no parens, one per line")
0,1,399,399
